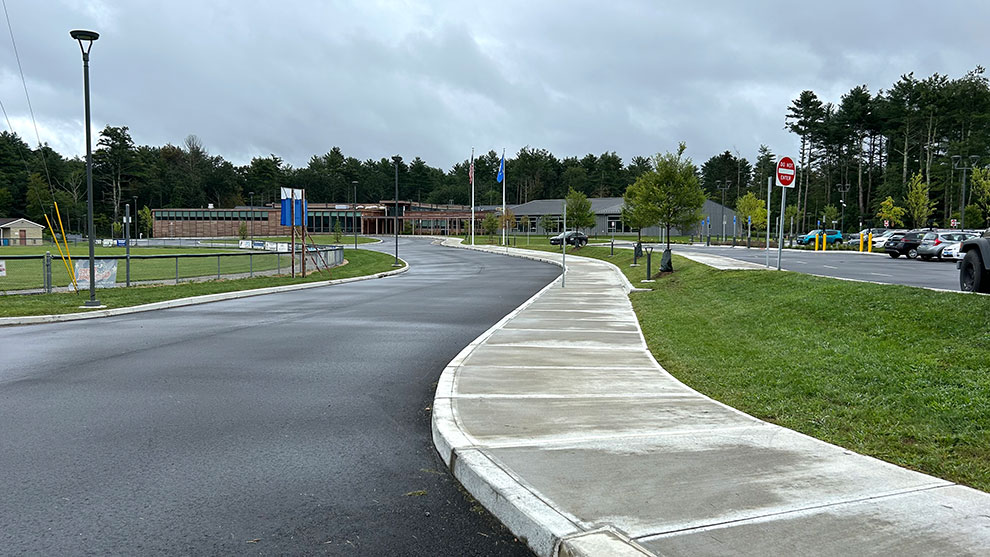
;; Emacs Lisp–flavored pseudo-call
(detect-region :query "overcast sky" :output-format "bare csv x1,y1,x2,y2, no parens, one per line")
1,1,988,172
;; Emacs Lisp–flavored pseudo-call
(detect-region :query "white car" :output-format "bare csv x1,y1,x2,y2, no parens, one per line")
871,229,904,249
942,242,964,260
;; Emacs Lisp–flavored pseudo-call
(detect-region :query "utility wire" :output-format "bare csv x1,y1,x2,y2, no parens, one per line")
2,0,57,204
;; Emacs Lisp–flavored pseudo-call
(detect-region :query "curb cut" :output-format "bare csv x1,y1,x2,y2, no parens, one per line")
432,239,651,556
0,262,409,328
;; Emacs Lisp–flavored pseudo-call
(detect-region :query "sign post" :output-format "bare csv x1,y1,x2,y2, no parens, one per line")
775,157,795,270
765,177,771,267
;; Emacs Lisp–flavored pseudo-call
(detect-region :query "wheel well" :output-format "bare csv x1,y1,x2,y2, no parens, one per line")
962,242,990,271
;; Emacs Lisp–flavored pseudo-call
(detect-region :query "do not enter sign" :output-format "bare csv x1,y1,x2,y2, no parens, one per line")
776,157,796,188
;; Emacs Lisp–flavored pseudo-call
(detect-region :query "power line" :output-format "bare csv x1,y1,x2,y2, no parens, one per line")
2,0,57,203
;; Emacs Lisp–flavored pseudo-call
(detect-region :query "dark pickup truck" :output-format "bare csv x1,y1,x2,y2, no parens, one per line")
959,228,990,292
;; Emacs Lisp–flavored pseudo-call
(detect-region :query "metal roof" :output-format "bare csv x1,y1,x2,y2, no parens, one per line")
510,197,626,215
0,217,44,228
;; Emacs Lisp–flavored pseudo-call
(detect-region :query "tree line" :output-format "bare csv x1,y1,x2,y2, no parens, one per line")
0,127,661,236
699,67,990,232
3,66,989,238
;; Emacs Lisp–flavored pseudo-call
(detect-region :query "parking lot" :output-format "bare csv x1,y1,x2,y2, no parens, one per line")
667,245,962,291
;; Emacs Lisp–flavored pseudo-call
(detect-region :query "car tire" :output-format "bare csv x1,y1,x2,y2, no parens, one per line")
907,248,919,259
888,252,899,258
960,250,990,293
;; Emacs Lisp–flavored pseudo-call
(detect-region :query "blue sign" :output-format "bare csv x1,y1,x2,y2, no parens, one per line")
748,215,752,225
733,216,736,224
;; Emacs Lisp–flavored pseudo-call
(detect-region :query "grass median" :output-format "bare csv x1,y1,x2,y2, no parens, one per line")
0,249,402,318
521,242,990,492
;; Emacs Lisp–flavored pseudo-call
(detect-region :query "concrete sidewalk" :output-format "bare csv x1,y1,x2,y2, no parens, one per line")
433,241,990,556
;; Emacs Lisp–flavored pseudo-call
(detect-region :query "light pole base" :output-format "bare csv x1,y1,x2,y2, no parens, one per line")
391,262,402,267
81,300,104,308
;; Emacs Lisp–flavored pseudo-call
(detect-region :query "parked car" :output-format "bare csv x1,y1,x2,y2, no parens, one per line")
796,229,843,246
549,230,588,247
884,230,925,258
959,228,990,292
942,241,964,260
848,227,887,244
871,229,904,249
917,231,978,261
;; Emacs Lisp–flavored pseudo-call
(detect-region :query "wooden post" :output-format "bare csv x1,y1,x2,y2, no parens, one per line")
301,189,307,277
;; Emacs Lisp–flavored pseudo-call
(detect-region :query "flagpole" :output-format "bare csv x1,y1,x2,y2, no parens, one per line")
470,147,475,246
501,148,506,247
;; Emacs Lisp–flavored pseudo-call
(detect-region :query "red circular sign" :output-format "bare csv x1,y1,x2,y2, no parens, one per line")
776,157,795,187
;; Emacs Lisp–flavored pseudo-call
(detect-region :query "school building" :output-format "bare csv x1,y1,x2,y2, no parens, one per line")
151,198,736,239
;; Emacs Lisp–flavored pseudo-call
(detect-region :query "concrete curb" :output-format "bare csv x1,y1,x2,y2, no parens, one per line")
432,239,651,556
0,262,409,328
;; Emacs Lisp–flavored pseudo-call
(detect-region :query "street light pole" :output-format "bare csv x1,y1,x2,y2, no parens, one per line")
952,155,981,230
248,191,254,277
716,180,730,243
837,183,850,233
249,191,255,246
392,156,401,267
71,29,100,307
352,180,358,250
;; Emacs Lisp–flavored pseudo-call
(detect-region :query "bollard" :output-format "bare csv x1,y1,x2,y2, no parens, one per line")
175,257,179,284
646,248,653,280
44,251,52,293
217,255,221,279
859,235,863,252
610,238,614,256
868,233,873,253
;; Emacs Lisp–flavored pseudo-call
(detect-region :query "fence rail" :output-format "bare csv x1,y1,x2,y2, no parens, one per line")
0,245,344,295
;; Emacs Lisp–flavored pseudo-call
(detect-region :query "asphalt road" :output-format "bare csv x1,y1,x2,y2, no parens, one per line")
0,238,558,556
657,244,962,291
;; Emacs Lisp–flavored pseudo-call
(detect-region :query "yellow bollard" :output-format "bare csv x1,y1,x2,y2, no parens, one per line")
822,233,826,251
868,232,873,253
814,233,820,251
859,234,863,252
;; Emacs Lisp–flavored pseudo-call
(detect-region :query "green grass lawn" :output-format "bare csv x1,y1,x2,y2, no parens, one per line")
518,243,990,492
0,249,402,318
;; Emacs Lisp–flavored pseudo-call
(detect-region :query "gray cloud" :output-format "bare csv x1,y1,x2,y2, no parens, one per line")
1,0,988,173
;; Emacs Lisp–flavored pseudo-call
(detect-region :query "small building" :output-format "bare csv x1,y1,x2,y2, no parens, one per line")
0,217,45,246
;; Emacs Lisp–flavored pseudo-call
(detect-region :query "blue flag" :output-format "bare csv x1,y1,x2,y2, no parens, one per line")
496,155,505,183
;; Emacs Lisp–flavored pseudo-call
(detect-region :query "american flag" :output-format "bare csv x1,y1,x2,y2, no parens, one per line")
469,156,474,186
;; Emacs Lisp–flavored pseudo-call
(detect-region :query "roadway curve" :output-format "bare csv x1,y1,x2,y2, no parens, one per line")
0,237,557,555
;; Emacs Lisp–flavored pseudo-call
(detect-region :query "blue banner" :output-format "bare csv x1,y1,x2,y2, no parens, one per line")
280,199,307,226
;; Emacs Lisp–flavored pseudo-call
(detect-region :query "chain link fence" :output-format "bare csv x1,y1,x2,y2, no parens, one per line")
0,245,344,295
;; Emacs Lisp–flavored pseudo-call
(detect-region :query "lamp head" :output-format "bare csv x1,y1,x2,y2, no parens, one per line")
970,155,981,165
70,29,100,41
952,155,961,164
